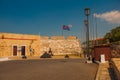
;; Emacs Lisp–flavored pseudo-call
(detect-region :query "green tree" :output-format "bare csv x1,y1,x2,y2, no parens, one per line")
104,26,120,43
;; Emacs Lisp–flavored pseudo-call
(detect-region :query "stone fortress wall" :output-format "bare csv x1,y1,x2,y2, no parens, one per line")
0,32,82,57
40,36,82,55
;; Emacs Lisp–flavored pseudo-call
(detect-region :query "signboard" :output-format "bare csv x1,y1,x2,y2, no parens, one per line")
101,54,105,63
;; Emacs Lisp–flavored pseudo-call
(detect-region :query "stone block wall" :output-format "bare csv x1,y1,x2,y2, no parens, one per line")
66,36,77,40
41,36,49,40
0,33,82,57
51,36,65,40
40,36,82,55
95,63,111,80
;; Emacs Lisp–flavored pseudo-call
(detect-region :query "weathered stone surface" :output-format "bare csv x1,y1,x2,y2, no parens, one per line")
66,36,77,40
95,63,111,80
51,36,65,40
0,33,82,57
40,36,82,55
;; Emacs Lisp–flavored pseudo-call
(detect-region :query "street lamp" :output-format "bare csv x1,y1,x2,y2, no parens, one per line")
84,8,90,60
84,8,90,16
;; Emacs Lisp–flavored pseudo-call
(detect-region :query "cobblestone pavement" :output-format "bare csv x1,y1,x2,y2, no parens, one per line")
0,59,98,80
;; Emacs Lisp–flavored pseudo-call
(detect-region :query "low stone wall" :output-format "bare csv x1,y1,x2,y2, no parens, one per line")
111,58,120,80
95,62,111,80
95,58,120,80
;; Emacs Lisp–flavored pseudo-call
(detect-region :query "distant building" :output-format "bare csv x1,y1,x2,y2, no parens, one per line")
89,38,104,47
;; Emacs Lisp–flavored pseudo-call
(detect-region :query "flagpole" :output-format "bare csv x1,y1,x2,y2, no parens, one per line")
68,24,72,37
62,29,63,36
68,30,70,37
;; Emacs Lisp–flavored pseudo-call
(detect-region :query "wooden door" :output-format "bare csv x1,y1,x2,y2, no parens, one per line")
13,46,17,56
21,46,26,56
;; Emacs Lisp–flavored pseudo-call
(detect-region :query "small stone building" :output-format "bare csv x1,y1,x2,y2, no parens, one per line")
0,32,40,57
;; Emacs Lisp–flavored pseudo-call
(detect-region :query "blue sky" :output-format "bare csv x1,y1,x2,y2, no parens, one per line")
0,0,120,42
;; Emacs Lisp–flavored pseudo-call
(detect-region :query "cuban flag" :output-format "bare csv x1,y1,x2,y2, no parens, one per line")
62,24,72,31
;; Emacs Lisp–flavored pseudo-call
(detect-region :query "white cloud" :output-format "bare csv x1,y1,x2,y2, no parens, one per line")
93,10,120,24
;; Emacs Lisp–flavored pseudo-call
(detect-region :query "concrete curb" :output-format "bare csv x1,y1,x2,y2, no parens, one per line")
0,57,10,61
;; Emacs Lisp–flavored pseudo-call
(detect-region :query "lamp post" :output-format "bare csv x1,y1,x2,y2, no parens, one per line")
84,8,90,60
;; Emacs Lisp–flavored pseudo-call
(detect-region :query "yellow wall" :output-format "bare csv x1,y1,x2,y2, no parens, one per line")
0,33,40,57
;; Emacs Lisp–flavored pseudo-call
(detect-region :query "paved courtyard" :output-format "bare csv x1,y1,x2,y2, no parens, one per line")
0,59,98,80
